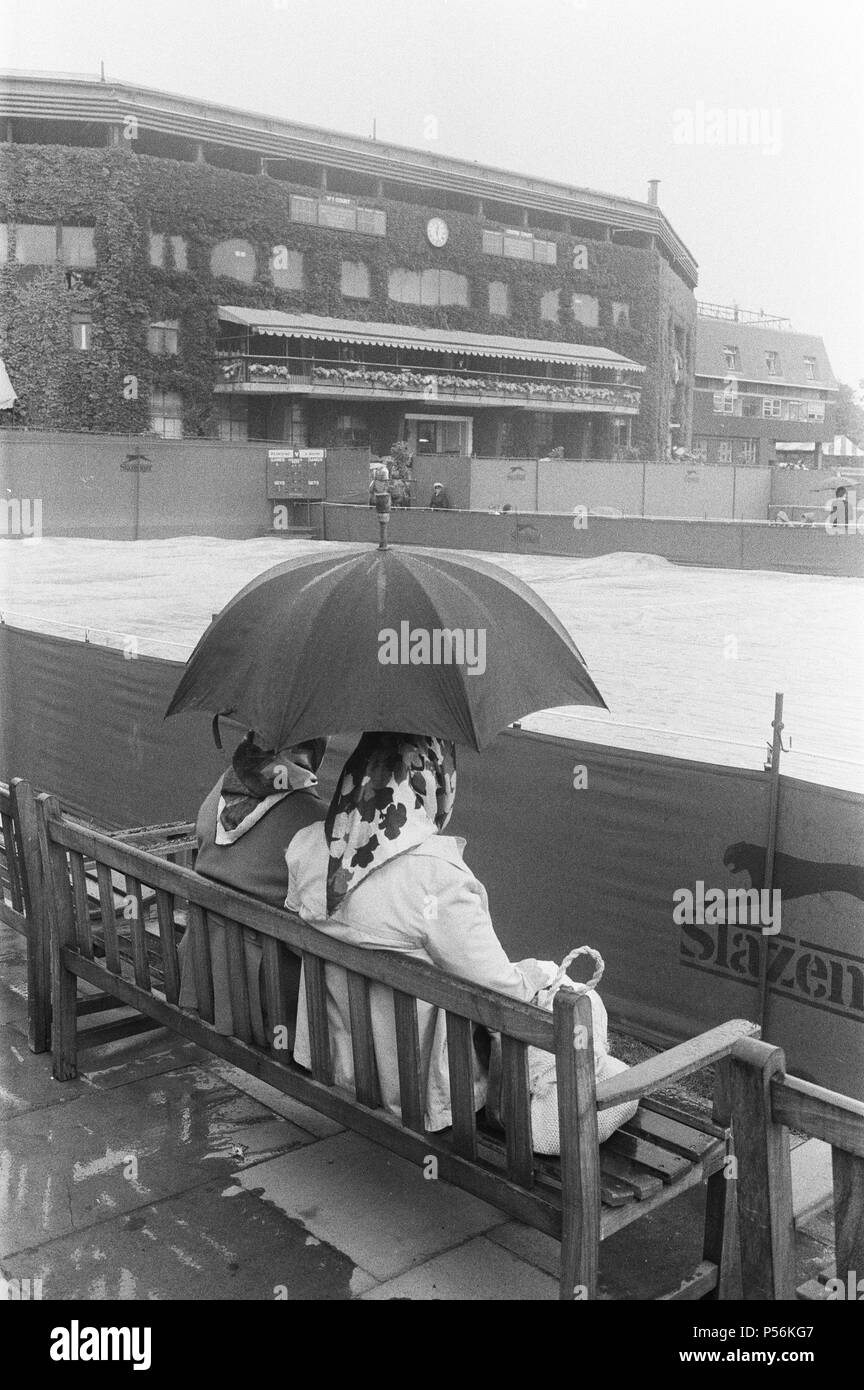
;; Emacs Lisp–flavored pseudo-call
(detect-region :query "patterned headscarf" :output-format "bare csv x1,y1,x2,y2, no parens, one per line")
325,732,457,915
215,732,327,844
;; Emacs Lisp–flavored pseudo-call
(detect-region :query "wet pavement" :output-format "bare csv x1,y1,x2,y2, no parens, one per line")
0,923,835,1301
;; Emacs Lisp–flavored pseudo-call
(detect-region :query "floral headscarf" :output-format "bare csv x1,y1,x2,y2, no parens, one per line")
215,732,327,844
325,732,456,915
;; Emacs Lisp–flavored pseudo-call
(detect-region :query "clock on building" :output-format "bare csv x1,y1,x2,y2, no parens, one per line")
426,217,449,248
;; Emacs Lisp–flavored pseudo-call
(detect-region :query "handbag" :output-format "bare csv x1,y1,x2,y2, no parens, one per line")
487,947,639,1156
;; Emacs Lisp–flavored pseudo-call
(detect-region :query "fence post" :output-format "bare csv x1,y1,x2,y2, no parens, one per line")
730,1036,795,1299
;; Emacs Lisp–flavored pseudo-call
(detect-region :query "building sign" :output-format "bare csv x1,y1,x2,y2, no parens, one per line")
266,448,325,498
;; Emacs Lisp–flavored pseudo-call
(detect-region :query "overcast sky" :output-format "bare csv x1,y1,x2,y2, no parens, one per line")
4,0,862,384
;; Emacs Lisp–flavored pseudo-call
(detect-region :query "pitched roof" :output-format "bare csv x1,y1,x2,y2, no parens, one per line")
695,315,837,389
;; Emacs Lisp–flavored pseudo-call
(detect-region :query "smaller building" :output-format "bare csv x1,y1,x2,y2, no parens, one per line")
693,305,837,467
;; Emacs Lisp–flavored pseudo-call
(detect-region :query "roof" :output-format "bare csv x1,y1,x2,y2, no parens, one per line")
218,307,647,371
0,71,698,287
695,315,837,390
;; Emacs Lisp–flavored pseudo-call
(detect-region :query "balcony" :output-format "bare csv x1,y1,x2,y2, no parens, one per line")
214,354,642,414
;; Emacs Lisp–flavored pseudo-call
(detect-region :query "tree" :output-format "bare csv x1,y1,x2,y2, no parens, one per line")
834,380,864,447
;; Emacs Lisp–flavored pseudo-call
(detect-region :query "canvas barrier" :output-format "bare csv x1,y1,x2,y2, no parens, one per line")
0,622,861,1097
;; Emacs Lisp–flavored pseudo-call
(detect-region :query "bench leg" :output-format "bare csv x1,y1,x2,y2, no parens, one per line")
701,1059,739,1299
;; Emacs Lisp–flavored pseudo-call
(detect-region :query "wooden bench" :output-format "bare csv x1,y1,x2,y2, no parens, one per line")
0,778,194,1052
34,791,759,1301
730,1036,864,1300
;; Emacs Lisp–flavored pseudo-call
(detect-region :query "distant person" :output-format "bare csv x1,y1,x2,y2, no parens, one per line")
429,482,452,510
500,502,513,514
179,731,327,1047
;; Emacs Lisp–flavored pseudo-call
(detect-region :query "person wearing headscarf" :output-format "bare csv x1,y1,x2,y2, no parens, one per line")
179,731,328,1046
286,731,545,1131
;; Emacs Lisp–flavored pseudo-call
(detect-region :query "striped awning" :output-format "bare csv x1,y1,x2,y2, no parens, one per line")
218,307,645,372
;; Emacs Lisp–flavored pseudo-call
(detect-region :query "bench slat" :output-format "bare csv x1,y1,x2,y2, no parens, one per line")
95,862,121,974
501,1035,533,1188
69,850,94,961
0,811,23,912
833,1147,864,1288
347,970,381,1109
124,876,151,991
187,903,214,1024
445,1012,477,1161
262,937,294,1056
597,1150,664,1199
222,916,253,1045
155,889,181,1005
620,1109,716,1161
303,953,332,1085
603,1130,692,1185
393,990,424,1133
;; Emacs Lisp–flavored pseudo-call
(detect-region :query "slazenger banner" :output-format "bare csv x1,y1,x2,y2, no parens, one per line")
1,626,862,1098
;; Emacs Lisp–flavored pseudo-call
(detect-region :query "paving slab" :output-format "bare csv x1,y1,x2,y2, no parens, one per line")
0,1179,375,1300
235,1130,504,1282
0,1023,92,1120
0,1063,318,1256
74,1026,211,1089
360,1234,558,1300
207,1057,344,1140
0,980,29,1030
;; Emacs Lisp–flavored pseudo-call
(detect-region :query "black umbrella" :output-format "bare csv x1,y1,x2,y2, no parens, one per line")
165,544,606,751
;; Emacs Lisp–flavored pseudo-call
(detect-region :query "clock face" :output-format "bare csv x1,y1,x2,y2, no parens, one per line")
426,217,449,248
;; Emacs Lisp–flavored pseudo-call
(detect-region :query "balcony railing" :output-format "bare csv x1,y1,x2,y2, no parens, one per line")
214,353,642,413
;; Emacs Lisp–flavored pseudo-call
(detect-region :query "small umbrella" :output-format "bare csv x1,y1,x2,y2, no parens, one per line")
165,544,606,751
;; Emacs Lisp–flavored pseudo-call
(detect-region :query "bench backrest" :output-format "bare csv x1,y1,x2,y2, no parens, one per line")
38,795,599,1222
0,780,32,936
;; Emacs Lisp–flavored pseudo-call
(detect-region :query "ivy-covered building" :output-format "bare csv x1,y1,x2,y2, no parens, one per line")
0,72,699,460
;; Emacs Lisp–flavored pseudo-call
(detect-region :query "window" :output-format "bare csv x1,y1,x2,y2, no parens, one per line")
612,302,631,328
572,294,599,327
147,320,179,355
612,418,631,449
713,391,738,415
70,313,92,350
60,226,96,267
388,267,468,306
540,289,559,323
723,346,740,370
762,397,783,418
210,238,256,282
741,395,761,417
333,412,370,448
214,397,248,442
14,223,58,264
804,401,825,422
289,194,386,236
150,389,183,438
804,356,817,381
482,227,556,264
691,437,708,462
785,400,802,421
488,281,509,316
341,260,370,299
765,350,780,375
0,224,7,262
739,439,758,465
149,233,188,270
269,246,304,290
717,440,733,463
406,414,471,456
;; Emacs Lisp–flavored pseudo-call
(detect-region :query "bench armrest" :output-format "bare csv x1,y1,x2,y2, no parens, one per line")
595,1019,760,1110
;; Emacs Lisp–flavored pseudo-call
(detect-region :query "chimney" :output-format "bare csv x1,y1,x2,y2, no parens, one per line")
647,180,660,206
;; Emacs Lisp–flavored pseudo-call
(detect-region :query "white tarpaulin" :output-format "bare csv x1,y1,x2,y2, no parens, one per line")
0,358,17,411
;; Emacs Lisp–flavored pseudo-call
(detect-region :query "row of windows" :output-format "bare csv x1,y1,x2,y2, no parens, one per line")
0,222,96,266
712,391,825,421
481,228,557,264
692,436,759,464
723,345,818,380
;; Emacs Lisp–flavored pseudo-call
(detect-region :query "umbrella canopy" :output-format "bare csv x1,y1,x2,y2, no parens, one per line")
165,544,606,751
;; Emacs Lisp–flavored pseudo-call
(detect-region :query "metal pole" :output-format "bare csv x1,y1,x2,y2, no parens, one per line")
757,692,785,1032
